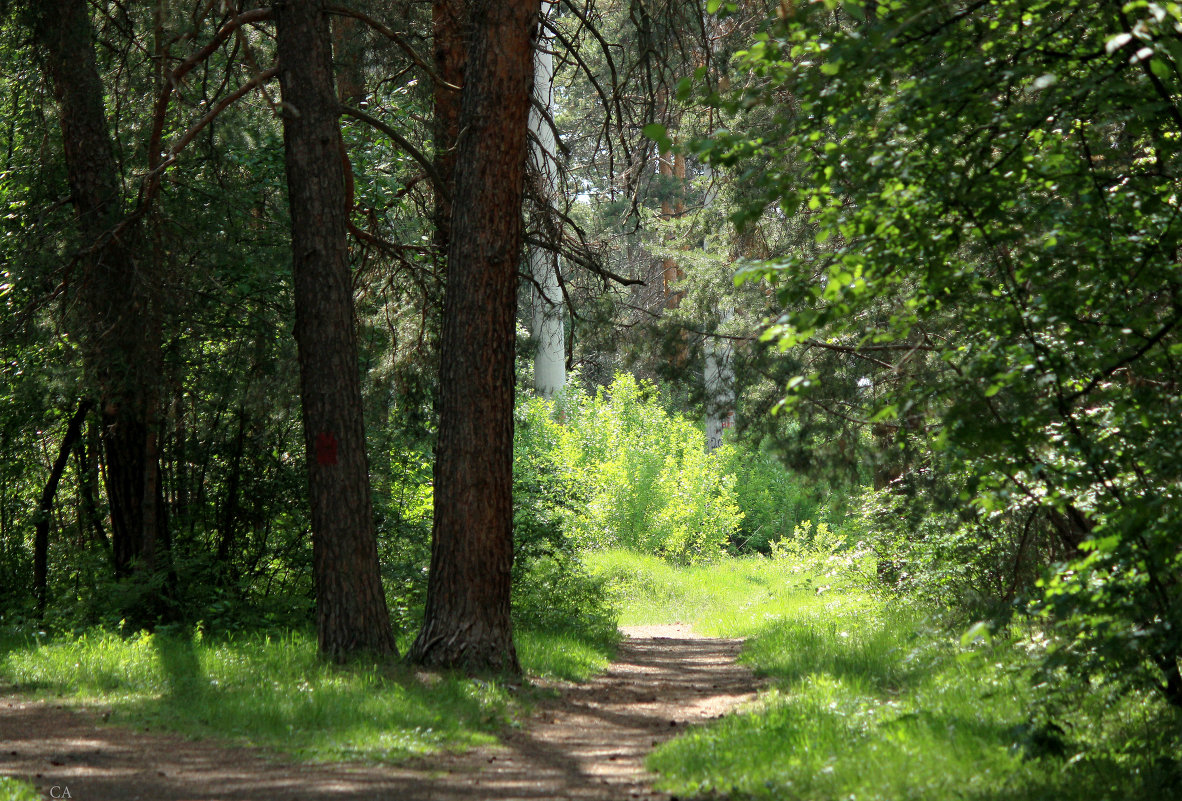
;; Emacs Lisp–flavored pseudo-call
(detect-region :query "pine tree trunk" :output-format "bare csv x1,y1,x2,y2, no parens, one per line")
409,0,539,673
331,13,366,106
432,0,467,256
275,0,396,660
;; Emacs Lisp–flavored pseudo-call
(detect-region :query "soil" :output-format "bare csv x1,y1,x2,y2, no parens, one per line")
0,625,761,800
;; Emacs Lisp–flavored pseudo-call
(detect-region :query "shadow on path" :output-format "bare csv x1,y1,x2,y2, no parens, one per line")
0,625,760,801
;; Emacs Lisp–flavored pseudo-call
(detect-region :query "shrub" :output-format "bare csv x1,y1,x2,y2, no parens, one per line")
520,374,743,564
719,445,833,552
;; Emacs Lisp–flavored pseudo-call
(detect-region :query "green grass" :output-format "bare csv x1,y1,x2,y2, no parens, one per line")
0,777,38,801
516,628,612,681
590,549,1182,801
585,547,867,636
0,624,612,764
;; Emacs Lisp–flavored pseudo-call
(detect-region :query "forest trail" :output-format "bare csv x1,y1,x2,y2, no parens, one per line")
0,625,760,800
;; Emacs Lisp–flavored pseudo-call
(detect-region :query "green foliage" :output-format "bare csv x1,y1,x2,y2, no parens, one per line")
718,445,832,551
690,0,1182,706
0,777,37,801
518,374,742,563
617,555,1182,801
767,518,874,585
851,469,1069,620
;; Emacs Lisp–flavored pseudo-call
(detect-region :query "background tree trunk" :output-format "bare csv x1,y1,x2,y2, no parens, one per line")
409,0,539,672
530,26,566,398
331,12,366,107
34,401,93,617
275,0,396,660
29,0,170,610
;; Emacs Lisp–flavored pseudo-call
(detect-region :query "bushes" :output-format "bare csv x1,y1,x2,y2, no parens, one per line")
719,445,833,552
517,374,742,564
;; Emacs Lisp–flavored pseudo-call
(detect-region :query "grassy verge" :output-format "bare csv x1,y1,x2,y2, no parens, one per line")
0,777,38,801
590,549,1181,801
0,624,612,765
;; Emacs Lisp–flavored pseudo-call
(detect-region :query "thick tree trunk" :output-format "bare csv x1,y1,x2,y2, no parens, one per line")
34,400,93,617
29,0,169,603
432,0,467,257
275,0,397,660
409,0,539,672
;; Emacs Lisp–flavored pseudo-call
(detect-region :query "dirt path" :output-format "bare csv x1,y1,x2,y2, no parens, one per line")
0,625,759,800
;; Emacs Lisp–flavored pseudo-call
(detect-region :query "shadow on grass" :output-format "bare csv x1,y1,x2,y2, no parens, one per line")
743,612,934,694
1,628,517,763
130,631,513,760
153,628,204,701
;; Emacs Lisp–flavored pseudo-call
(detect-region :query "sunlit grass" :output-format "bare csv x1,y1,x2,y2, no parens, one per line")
0,777,38,801
591,549,1182,801
0,623,613,764
584,548,860,637
516,629,613,681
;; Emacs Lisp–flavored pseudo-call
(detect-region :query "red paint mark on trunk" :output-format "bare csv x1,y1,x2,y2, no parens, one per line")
315,432,338,465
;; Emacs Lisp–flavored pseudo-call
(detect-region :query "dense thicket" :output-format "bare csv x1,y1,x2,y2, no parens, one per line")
674,0,1182,708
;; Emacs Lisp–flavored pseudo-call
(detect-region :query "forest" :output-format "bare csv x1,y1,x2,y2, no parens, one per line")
1,0,1180,799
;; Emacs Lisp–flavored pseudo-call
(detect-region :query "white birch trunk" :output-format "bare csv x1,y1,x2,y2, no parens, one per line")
705,308,735,451
530,30,565,397
702,167,735,451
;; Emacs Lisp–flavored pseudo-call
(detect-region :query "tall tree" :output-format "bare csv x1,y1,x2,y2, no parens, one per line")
274,0,396,660
26,0,171,602
431,0,466,257
409,0,540,671
529,23,566,398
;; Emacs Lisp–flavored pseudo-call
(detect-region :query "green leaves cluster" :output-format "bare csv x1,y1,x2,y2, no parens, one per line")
691,0,1182,705
517,374,743,564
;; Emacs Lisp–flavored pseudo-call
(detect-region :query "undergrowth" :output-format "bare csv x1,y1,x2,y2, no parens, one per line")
590,549,1182,801
0,778,37,801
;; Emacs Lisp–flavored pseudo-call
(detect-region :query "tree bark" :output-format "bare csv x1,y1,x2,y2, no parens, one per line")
431,0,467,257
275,0,397,660
28,0,169,604
75,417,109,549
331,12,366,106
409,0,539,672
34,400,93,617
530,25,566,398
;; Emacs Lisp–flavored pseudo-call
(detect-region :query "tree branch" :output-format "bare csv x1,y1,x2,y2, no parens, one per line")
338,103,444,193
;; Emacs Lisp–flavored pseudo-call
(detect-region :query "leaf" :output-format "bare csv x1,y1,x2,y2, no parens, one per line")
961,621,992,647
642,123,672,152
1106,32,1133,53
